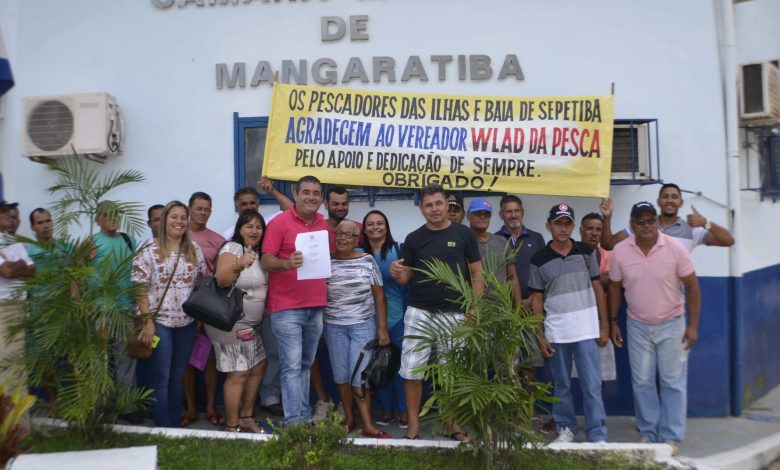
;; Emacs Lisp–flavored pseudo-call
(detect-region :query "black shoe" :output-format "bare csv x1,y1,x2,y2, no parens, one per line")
260,403,284,417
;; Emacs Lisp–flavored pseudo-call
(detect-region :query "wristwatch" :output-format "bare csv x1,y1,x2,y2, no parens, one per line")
704,219,712,230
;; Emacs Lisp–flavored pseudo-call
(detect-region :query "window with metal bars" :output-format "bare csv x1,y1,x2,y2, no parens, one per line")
759,132,780,197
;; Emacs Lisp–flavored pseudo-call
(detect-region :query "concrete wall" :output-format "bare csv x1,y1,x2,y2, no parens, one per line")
732,0,780,411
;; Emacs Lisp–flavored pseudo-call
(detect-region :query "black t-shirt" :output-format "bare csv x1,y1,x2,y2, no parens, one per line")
400,222,481,312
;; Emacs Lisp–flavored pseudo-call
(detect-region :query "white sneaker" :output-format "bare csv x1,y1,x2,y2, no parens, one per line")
312,400,329,423
554,427,575,443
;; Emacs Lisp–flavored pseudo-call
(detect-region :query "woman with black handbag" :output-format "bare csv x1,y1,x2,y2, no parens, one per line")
132,201,207,428
204,210,268,433
325,220,391,438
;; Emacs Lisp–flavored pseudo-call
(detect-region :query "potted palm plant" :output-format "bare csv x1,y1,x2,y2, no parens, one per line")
410,246,553,468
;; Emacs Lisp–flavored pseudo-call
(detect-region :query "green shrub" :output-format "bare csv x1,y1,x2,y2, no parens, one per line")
1,155,150,438
260,410,349,469
410,247,554,468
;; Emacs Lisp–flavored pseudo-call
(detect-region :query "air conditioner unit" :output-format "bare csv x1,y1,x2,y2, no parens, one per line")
611,122,649,180
740,62,780,123
21,92,123,161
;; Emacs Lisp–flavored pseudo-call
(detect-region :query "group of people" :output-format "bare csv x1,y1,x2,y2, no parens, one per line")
0,178,733,449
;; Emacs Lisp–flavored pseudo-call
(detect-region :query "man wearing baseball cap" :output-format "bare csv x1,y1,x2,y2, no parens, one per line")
466,198,521,302
446,193,465,224
528,203,609,443
608,202,700,454
599,183,734,252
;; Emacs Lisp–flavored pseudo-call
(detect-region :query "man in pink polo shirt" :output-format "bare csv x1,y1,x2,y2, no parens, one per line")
261,175,328,426
608,201,701,454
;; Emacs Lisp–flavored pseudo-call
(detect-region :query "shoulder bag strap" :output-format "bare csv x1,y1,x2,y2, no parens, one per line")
120,232,133,252
154,252,181,313
351,344,371,400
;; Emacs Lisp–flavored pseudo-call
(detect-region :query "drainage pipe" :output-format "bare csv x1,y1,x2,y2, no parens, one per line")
716,0,743,416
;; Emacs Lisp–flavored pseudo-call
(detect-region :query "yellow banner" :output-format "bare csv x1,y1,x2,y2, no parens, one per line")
263,83,613,197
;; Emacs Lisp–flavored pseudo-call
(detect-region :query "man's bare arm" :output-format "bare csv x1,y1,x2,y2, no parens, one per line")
608,280,624,348
389,259,412,285
592,280,609,347
260,251,302,272
599,197,627,250
681,272,701,350
258,176,294,211
468,260,485,295
0,260,31,279
506,263,523,306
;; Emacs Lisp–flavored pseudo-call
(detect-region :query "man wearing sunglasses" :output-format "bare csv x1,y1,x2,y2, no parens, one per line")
608,202,701,455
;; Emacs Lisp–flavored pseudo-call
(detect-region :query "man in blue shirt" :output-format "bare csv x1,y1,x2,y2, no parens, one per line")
494,195,546,304
91,200,140,423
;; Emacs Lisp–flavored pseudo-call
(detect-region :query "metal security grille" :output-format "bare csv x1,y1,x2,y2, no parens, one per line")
743,64,765,115
610,119,659,183
612,126,641,175
762,133,780,194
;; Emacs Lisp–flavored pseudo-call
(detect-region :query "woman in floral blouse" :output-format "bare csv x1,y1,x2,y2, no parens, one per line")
132,200,207,427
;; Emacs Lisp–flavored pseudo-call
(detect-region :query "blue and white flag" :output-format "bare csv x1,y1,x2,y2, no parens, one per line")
0,28,14,97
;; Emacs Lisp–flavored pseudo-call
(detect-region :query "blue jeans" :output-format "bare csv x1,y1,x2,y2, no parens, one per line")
259,314,281,406
375,320,407,413
271,308,324,426
323,320,375,386
627,315,688,443
549,339,607,442
149,322,196,428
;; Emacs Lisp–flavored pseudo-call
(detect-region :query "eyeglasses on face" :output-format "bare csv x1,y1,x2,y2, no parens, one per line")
633,217,658,226
335,231,358,239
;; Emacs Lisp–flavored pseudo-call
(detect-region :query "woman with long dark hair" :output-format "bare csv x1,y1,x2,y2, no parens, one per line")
360,210,408,428
132,200,207,428
205,210,269,433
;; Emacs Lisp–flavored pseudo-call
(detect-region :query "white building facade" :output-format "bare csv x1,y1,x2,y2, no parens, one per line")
0,0,778,417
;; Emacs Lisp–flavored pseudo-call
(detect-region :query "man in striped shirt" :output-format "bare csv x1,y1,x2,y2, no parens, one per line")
529,203,609,443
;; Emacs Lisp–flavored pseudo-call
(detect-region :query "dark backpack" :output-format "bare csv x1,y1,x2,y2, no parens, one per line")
351,339,401,399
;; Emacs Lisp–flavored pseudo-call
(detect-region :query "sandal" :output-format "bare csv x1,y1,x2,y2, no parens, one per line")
180,414,198,427
224,424,242,433
403,434,420,440
341,421,356,434
208,412,226,427
239,415,268,434
446,431,471,442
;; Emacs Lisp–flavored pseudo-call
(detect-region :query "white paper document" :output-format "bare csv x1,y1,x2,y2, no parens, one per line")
295,230,331,280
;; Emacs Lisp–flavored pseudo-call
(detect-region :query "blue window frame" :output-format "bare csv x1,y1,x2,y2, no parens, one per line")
234,113,416,206
233,113,294,203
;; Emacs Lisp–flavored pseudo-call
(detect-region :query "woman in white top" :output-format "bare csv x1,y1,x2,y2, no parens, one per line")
205,210,268,433
132,200,207,428
325,220,390,438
